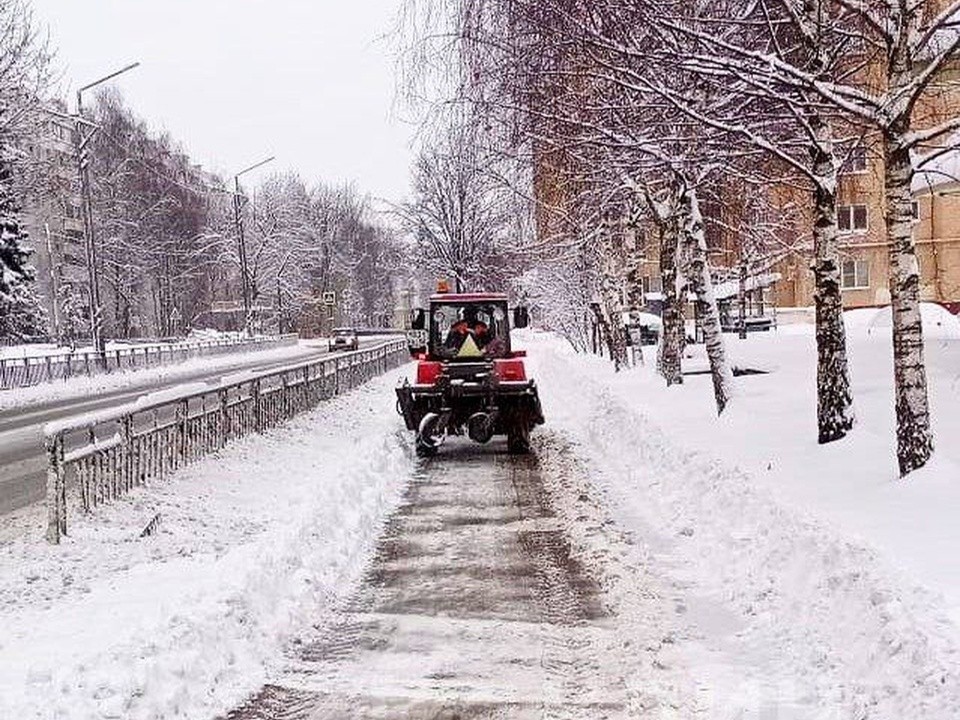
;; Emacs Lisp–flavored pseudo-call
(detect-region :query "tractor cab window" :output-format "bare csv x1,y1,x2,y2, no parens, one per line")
431,303,509,359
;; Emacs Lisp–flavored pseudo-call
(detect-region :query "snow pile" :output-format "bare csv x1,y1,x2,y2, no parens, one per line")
863,301,960,339
0,344,318,412
0,366,414,720
524,330,960,717
185,328,246,342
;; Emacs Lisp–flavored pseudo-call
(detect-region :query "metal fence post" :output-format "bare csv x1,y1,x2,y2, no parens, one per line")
121,416,133,492
45,434,65,544
253,379,263,433
177,398,188,465
219,388,229,446
303,365,310,408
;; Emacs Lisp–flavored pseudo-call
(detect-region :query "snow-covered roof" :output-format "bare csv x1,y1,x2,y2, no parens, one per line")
712,272,781,301
913,144,960,193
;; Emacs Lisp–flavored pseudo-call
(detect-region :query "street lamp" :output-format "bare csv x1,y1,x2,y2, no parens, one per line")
233,156,275,335
75,61,140,364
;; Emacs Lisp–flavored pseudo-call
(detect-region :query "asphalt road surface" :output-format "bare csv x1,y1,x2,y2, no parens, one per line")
225,441,630,719
0,340,382,516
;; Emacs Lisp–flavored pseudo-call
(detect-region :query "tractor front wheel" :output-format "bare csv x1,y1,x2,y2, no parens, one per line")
416,433,439,457
416,412,442,457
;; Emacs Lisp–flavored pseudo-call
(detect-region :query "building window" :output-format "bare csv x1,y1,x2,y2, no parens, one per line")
838,204,868,233
841,145,868,174
841,259,870,289
641,275,663,295
910,200,920,221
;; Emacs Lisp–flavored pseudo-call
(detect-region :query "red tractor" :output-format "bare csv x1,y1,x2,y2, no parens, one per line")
396,290,544,456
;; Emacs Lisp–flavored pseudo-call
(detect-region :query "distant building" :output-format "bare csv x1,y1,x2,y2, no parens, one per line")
20,104,88,339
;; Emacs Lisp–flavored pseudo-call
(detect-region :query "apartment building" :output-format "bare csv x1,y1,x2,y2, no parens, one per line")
20,105,88,338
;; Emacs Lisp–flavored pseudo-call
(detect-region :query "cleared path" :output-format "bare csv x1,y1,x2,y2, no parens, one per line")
226,441,629,719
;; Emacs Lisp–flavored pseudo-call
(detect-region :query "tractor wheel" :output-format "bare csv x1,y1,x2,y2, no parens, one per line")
416,412,442,457
507,421,531,455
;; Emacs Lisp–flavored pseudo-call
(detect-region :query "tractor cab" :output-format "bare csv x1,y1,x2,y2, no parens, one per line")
409,293,528,361
397,288,543,456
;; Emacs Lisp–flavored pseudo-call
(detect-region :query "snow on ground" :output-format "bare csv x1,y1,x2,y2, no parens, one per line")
522,315,960,717
4,316,960,719
0,343,320,413
0,333,272,361
0,366,415,720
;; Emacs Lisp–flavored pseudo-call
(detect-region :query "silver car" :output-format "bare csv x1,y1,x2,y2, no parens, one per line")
329,328,359,352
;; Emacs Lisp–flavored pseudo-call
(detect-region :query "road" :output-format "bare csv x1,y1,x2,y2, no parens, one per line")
0,339,383,516
225,441,630,719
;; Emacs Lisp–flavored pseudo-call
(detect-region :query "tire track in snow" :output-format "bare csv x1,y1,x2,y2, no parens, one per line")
223,438,641,719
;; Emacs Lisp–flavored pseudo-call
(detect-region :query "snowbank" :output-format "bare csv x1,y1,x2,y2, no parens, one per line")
865,302,960,339
0,335,272,361
839,302,960,339
0,344,317,412
524,329,960,717
0,366,414,720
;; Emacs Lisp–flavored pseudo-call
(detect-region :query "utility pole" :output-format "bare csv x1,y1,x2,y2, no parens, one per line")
74,62,140,365
233,156,275,336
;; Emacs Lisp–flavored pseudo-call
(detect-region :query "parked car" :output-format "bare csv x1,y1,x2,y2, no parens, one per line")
329,328,359,352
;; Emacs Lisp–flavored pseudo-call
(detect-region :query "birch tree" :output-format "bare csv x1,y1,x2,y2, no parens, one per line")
655,0,959,471
396,111,514,292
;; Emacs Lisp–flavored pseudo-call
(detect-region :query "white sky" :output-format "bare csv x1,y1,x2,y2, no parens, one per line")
30,0,417,204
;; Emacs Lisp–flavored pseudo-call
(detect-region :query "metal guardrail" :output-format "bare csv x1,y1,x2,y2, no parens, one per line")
0,334,300,391
43,339,408,543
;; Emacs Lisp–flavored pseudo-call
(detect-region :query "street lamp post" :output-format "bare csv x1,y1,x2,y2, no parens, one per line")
75,62,140,365
233,156,274,335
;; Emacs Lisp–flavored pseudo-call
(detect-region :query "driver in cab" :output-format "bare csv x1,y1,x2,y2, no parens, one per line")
444,308,491,353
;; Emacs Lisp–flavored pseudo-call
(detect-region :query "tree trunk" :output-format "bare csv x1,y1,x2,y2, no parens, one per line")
679,185,732,414
810,124,855,444
737,252,747,340
588,217,629,370
885,132,934,475
658,217,683,385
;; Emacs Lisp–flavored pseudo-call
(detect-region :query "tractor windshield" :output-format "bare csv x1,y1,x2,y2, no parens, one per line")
430,302,510,360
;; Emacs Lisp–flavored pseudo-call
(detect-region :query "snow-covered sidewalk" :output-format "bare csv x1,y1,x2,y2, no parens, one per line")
527,327,960,717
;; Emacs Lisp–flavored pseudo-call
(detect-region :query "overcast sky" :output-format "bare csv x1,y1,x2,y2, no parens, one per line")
30,0,417,204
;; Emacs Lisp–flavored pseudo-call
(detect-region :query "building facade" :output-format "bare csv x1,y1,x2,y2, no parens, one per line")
20,105,88,340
